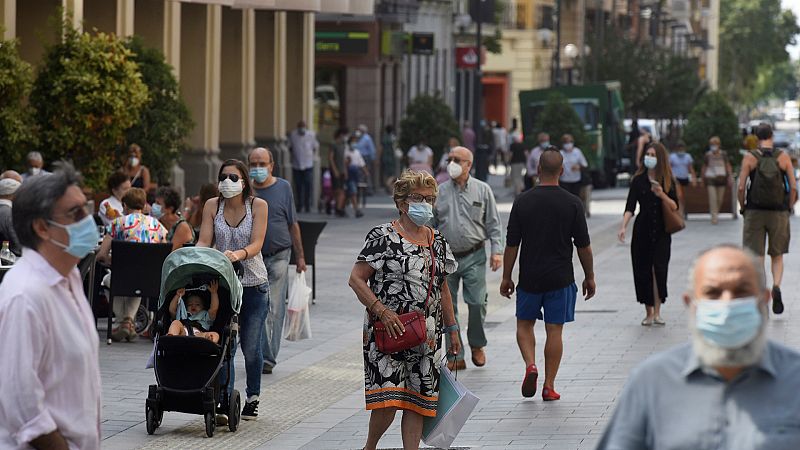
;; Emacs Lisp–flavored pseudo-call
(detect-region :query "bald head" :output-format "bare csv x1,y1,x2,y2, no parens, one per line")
538,150,563,180
0,170,22,184
687,246,766,304
450,146,473,163
248,146,273,164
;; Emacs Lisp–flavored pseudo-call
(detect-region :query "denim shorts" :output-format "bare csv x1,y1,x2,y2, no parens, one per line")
516,284,577,324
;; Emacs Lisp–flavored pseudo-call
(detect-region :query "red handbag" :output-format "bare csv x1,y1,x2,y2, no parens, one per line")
373,241,436,354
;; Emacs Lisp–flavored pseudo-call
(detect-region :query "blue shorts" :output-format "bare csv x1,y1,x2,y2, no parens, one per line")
516,284,577,324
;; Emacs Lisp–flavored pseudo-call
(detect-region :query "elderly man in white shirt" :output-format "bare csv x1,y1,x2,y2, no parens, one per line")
0,163,102,450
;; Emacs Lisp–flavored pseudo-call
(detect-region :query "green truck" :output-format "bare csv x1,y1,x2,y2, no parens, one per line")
519,81,626,187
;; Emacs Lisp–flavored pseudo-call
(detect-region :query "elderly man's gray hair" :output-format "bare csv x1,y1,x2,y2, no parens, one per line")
687,244,766,294
26,151,43,162
12,162,81,250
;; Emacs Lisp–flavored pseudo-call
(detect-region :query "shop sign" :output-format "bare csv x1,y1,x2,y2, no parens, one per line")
455,46,485,68
315,31,370,54
411,33,434,55
381,31,408,57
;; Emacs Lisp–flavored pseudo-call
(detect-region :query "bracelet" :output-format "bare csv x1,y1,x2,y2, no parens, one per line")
378,308,389,320
368,298,380,312
241,248,249,260
443,324,459,333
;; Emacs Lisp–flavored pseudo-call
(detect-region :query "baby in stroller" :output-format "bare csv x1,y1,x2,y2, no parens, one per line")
167,279,220,344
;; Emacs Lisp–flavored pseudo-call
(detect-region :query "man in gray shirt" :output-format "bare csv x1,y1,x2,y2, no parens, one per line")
598,245,800,450
0,177,21,255
249,147,307,374
433,146,504,370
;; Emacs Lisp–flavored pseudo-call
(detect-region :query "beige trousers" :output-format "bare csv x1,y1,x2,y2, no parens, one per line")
707,185,726,221
113,296,141,321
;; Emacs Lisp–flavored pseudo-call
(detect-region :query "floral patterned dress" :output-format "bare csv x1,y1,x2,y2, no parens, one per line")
357,222,457,417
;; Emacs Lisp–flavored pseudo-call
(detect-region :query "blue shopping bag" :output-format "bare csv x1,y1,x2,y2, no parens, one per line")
422,361,480,448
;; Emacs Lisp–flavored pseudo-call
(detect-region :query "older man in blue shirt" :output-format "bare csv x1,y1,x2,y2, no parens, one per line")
598,245,800,450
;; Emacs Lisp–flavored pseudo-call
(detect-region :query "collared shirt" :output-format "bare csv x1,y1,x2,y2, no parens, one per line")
598,341,800,450
254,178,297,255
527,145,546,176
560,148,588,183
0,249,101,449
356,133,376,161
288,129,319,170
433,177,504,255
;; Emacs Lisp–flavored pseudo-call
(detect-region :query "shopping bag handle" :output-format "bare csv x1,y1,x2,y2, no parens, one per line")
440,355,458,380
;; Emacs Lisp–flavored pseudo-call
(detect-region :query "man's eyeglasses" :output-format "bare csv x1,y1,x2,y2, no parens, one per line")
53,205,90,223
407,193,437,204
447,157,468,165
218,173,241,182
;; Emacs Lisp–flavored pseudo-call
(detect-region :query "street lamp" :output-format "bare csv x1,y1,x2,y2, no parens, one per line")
564,43,579,85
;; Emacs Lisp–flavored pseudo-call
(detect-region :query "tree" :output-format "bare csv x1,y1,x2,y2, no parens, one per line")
0,33,37,170
683,92,741,168
583,26,704,119
30,20,149,192
719,0,800,111
399,94,460,162
532,92,587,150
123,36,193,185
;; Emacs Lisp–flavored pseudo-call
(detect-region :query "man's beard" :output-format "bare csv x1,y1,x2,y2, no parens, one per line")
689,312,768,368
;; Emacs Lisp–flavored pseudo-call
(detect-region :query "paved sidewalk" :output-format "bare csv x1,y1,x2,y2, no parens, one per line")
100,182,800,449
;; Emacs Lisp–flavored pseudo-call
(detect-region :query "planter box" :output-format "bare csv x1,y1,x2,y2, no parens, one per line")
682,183,738,219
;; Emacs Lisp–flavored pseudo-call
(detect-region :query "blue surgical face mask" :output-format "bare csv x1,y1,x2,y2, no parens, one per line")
48,215,100,259
150,203,163,219
250,167,269,184
406,202,433,227
644,155,658,169
695,297,762,349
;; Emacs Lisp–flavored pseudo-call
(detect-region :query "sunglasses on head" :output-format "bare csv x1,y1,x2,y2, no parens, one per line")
218,173,241,182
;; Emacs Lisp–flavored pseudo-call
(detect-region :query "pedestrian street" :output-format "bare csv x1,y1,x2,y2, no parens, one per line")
99,182,800,450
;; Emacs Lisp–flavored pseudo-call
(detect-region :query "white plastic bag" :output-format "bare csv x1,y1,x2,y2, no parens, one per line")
422,361,480,448
283,272,312,341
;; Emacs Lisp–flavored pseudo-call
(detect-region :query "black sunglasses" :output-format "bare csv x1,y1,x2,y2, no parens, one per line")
218,173,240,182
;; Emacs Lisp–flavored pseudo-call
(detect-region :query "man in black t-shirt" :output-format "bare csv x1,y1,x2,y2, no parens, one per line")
501,149,596,401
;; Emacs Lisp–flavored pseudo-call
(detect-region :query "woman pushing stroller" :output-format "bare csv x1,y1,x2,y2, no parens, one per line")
167,280,221,344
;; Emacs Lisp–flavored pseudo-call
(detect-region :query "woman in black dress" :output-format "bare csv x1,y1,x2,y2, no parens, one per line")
618,143,679,326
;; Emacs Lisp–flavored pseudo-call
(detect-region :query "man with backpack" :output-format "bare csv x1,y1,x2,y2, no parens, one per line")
737,123,797,314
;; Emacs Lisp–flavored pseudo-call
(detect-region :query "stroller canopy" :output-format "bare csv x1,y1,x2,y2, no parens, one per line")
158,247,243,313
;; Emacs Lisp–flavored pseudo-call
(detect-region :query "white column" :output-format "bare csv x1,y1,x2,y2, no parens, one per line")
242,9,256,147
301,11,315,129
707,0,720,90
164,0,181,78
1,0,15,40
273,11,287,137
204,3,222,150
116,0,134,37
63,0,83,31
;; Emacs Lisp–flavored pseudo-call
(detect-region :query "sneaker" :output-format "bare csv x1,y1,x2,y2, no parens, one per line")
241,396,259,421
262,363,273,375
521,364,538,398
773,286,784,315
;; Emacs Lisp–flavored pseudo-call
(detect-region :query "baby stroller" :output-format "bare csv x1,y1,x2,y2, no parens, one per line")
145,247,243,437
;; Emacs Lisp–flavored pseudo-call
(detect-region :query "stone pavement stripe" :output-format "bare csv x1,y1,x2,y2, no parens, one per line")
136,338,364,449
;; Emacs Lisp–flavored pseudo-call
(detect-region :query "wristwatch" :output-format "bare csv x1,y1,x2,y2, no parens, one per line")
443,324,460,333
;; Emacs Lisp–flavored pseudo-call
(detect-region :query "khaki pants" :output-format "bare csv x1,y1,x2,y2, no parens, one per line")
707,185,726,221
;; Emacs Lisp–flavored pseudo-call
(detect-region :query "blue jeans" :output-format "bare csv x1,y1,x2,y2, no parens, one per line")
262,249,290,368
221,282,269,399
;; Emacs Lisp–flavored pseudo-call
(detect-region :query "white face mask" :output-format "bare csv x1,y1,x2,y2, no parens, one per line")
447,161,463,179
563,143,574,151
129,157,140,167
30,167,41,176
710,145,719,152
218,179,243,198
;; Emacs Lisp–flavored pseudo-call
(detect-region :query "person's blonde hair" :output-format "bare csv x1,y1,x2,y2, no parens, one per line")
121,187,147,211
709,136,721,146
393,170,438,206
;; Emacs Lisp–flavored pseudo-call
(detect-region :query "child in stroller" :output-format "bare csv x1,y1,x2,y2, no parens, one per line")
167,280,220,344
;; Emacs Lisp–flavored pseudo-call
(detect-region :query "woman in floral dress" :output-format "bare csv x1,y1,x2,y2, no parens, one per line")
349,170,460,450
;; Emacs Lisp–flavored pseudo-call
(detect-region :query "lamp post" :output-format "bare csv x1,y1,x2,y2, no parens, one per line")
564,43,579,85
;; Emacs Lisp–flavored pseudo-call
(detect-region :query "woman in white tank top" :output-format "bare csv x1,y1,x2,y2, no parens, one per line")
196,159,269,421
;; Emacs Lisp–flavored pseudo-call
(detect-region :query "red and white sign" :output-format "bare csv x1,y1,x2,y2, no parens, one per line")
456,46,486,69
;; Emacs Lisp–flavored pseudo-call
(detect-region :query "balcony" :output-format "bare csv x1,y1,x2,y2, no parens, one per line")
375,0,421,23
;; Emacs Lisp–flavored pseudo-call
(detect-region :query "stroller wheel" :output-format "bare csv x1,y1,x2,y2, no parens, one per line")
228,390,241,432
204,412,215,437
146,406,158,435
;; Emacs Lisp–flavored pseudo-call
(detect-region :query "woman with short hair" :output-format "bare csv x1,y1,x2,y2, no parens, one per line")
153,186,195,251
349,170,460,450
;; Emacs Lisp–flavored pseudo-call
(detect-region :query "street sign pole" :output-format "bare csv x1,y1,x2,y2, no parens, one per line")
473,0,483,150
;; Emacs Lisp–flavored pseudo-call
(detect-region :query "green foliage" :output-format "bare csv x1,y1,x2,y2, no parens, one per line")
0,34,37,170
749,61,799,104
532,92,588,150
719,0,800,110
399,94,460,161
583,27,704,119
30,21,149,192
683,92,741,168
123,36,193,184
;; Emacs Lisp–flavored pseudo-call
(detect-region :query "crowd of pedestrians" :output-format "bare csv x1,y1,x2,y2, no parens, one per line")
1,116,799,450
